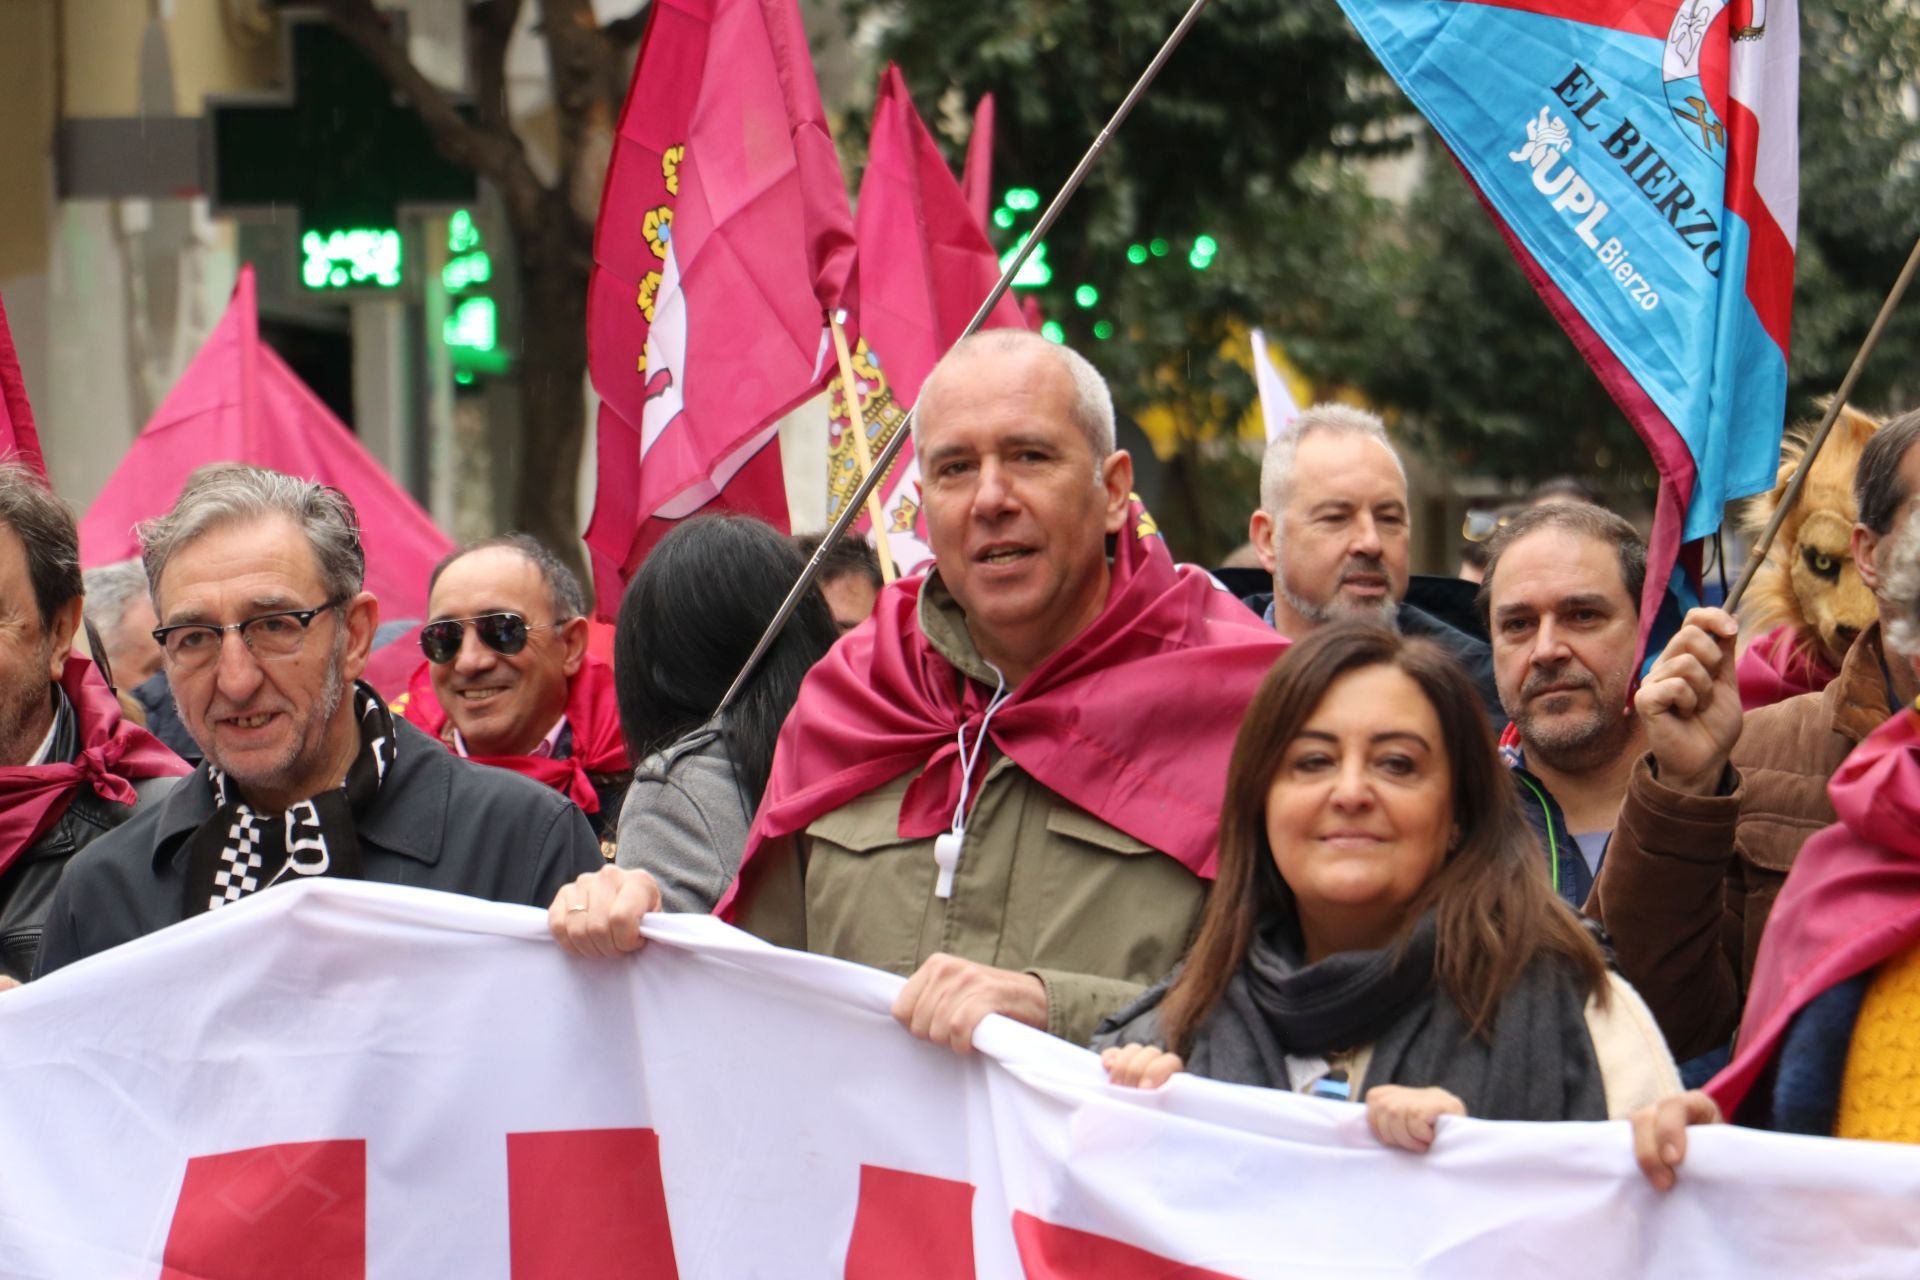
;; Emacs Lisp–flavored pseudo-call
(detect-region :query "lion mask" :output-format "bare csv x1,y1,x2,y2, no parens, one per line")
1739,404,1883,671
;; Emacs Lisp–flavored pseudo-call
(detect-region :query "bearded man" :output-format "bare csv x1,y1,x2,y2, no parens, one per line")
1245,404,1501,721
1478,502,1647,907
0,465,184,984
34,465,602,974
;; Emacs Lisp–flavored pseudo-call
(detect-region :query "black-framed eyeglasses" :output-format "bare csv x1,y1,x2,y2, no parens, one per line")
419,612,564,665
152,598,347,669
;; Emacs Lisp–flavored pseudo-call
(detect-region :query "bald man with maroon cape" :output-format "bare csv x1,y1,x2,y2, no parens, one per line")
555,334,1286,1048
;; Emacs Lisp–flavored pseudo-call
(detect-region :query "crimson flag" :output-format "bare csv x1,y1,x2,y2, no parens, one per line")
584,0,857,614
0,291,45,479
77,266,453,619
960,92,996,233
826,65,1027,572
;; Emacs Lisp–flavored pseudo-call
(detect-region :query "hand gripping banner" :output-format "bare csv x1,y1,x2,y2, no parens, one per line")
3,880,1920,1277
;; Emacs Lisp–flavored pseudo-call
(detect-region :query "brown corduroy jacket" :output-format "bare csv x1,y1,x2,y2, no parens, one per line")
1586,624,1894,1061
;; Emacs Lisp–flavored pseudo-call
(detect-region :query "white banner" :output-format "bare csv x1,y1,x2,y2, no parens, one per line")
2,880,1917,1278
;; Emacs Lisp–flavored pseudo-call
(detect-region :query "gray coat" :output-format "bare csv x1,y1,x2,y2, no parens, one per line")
34,719,602,976
614,722,754,914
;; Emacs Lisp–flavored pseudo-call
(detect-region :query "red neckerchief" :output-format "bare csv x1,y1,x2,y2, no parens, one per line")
0,657,189,873
1735,624,1839,713
717,513,1287,919
1708,703,1920,1118
399,653,630,814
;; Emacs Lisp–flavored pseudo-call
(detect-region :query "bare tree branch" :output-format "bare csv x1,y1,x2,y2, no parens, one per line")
536,0,625,232
316,0,546,229
601,2,652,46
468,0,527,138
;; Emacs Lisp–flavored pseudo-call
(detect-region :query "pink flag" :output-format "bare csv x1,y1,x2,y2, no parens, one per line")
78,266,453,619
584,0,858,614
828,65,1026,571
0,291,46,480
960,93,996,234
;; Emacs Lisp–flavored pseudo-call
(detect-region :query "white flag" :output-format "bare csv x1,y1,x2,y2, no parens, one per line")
1251,326,1302,445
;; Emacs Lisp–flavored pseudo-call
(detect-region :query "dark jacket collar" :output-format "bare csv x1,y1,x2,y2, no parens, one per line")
146,718,452,872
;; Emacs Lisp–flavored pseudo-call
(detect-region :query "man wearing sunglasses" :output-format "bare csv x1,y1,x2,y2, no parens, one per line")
399,535,629,844
33,466,603,975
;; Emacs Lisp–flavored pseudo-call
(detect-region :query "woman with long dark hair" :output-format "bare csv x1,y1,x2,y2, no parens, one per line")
612,515,839,912
1099,622,1678,1148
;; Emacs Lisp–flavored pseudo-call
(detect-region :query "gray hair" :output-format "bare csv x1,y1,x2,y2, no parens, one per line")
138,464,365,604
1882,511,1920,657
429,532,587,621
0,461,82,627
914,330,1116,460
82,559,151,636
1258,404,1405,514
1856,407,1920,536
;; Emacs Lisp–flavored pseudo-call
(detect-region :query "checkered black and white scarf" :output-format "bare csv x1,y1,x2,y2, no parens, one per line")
181,683,396,917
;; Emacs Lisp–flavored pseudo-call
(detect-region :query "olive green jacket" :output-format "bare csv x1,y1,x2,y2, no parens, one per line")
731,579,1210,1045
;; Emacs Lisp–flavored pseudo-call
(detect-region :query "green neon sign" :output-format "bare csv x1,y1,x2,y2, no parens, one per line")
301,228,402,290
441,210,509,378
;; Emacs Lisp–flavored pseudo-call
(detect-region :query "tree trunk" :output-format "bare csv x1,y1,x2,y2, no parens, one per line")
509,207,595,599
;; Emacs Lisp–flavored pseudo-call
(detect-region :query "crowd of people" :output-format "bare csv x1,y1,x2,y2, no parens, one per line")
7,326,1920,1191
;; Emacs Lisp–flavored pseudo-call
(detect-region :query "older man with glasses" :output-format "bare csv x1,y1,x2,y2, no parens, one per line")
33,465,603,976
397,534,629,846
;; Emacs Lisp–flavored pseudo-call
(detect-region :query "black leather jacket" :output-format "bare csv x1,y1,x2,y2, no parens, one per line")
1,692,177,980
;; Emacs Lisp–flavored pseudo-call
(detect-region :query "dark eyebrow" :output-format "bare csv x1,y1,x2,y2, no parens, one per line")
1556,594,1616,613
1492,603,1538,624
1370,731,1431,750
1289,728,1432,750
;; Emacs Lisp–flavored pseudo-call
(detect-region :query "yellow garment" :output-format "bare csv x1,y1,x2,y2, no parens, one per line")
1837,942,1920,1142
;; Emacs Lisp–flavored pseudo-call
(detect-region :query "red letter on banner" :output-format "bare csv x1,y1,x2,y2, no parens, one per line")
160,1139,366,1280
844,1165,976,1280
1012,1210,1243,1280
506,1128,680,1277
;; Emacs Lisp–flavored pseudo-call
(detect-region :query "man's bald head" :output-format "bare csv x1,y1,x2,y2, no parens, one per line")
915,331,1115,462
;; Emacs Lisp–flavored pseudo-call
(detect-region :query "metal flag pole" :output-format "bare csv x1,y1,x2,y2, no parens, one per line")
1725,230,1920,612
715,0,1216,714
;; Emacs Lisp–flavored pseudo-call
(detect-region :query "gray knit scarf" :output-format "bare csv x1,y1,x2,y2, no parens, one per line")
1099,913,1607,1122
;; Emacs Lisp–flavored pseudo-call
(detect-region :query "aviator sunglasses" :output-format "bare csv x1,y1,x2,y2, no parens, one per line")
419,612,563,665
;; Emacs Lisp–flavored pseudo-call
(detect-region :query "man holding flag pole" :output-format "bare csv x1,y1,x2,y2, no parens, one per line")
560,0,1289,1049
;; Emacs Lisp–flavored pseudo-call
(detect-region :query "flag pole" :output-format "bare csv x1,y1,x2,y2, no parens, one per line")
1725,230,1920,613
715,0,1216,714
827,312,899,583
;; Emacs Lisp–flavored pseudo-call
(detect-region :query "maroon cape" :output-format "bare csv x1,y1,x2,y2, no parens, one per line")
1708,702,1920,1117
717,522,1287,919
399,654,630,815
1736,624,1838,713
0,658,188,873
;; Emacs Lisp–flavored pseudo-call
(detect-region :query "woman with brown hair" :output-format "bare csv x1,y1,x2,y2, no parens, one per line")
1098,622,1677,1150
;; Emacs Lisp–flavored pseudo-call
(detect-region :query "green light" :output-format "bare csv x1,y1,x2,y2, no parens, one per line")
1192,234,1218,257
443,251,492,292
448,210,481,254
1149,238,1169,258
1093,320,1114,340
998,232,1052,288
1041,320,1065,343
1188,247,1214,270
1003,187,1041,212
993,207,1015,229
454,369,475,386
443,296,498,354
1074,284,1099,308
1126,244,1148,265
301,228,402,290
